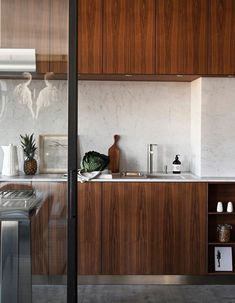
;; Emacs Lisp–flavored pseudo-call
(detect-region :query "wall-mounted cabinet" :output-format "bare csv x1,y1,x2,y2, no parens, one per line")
0,0,50,74
156,0,208,75
208,0,235,75
1,0,235,78
78,0,103,74
103,0,156,74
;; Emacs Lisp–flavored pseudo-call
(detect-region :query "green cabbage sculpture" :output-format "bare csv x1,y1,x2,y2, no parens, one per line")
81,151,110,172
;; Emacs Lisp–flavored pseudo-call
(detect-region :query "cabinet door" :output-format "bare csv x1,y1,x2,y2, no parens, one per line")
102,182,207,275
208,0,235,75
0,182,49,275
78,0,103,74
0,0,50,73
156,0,208,74
78,183,102,275
102,183,154,274
103,0,155,74
31,182,67,276
157,183,207,274
50,0,68,74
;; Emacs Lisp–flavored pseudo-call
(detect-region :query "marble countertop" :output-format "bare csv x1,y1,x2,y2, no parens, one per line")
1,173,235,183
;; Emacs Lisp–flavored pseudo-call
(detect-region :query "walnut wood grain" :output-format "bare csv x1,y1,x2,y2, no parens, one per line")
47,182,67,275
31,182,67,276
102,182,207,275
31,182,49,275
156,0,208,75
78,0,103,74
1,0,50,73
103,0,155,74
50,0,68,73
78,182,102,275
208,0,235,75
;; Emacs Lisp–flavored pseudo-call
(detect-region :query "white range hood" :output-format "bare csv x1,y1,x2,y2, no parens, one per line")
0,48,36,72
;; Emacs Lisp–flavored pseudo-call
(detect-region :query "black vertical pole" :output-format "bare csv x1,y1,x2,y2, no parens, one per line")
67,0,78,302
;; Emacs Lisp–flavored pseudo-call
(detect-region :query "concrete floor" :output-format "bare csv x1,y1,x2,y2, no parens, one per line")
33,285,235,303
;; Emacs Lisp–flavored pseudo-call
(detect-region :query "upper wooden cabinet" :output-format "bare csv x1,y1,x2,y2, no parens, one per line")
1,0,235,76
156,0,208,75
208,0,235,75
78,0,103,74
103,0,156,74
0,0,50,73
50,0,68,74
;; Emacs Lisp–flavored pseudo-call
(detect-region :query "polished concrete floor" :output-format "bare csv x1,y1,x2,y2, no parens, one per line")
33,285,235,303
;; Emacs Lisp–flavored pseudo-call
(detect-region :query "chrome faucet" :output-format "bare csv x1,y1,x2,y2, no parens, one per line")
147,144,158,174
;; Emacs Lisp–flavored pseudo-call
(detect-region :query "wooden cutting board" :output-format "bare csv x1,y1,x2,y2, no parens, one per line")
108,135,120,173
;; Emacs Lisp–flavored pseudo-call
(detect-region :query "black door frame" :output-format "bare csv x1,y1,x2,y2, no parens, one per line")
67,0,78,302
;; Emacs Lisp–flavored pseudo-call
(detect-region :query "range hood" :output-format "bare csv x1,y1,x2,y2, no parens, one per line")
0,48,36,72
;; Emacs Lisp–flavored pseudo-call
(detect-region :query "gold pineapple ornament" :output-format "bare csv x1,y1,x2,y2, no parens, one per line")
20,133,38,175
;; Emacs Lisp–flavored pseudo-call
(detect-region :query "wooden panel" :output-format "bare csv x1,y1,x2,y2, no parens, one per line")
78,182,102,275
103,0,155,74
50,0,68,73
156,0,208,74
31,182,49,275
102,182,153,274
156,183,207,274
78,0,103,74
102,182,207,275
47,182,67,275
208,0,235,75
32,182,67,275
0,0,50,73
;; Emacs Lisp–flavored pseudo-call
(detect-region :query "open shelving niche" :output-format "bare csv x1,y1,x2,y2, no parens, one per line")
208,183,235,275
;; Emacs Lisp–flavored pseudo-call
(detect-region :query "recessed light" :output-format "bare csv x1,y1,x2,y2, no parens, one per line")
176,75,184,78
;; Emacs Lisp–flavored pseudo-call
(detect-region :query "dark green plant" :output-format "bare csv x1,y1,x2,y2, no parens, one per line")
81,151,109,172
20,133,37,159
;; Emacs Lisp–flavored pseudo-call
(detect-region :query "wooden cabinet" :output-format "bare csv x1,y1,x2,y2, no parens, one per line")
156,0,208,75
31,182,67,276
208,0,235,75
102,182,207,275
78,182,102,275
208,184,235,274
50,0,68,74
103,0,156,74
0,0,50,73
78,0,103,74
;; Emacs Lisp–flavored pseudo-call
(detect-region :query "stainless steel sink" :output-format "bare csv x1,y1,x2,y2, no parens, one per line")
146,174,184,179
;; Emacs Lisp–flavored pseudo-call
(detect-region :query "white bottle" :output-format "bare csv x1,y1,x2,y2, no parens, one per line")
216,201,223,213
227,202,233,213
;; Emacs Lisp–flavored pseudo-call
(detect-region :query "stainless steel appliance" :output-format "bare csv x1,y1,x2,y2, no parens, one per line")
0,190,44,303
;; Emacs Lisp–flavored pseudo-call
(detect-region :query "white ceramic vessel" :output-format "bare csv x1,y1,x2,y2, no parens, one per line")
216,201,223,213
1,144,19,176
227,202,234,213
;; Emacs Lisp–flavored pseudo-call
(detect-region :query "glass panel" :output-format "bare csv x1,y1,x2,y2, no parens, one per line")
0,0,69,302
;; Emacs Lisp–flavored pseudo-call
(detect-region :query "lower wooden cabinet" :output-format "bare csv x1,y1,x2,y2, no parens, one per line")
78,183,102,275
31,182,67,276
0,181,208,276
102,182,208,275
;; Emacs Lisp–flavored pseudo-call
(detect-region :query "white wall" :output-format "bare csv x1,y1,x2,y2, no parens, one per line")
200,78,235,177
190,78,202,176
0,80,191,172
2,77,234,176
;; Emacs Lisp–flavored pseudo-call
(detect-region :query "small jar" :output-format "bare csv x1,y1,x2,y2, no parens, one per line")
217,224,232,243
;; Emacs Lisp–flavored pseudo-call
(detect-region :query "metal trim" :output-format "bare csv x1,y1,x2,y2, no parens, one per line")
32,275,235,286
67,0,78,302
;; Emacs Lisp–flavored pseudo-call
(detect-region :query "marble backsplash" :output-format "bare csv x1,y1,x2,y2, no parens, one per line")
0,80,191,173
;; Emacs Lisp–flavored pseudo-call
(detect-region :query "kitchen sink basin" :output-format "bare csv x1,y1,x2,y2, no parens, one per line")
112,172,196,180
146,174,185,179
